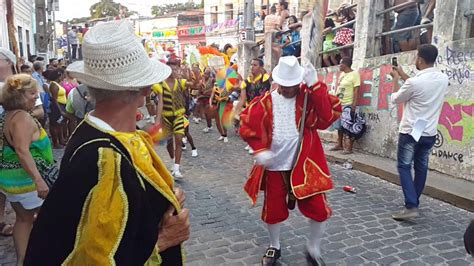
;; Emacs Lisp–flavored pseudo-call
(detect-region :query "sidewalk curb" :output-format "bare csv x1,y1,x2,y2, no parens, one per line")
326,154,474,212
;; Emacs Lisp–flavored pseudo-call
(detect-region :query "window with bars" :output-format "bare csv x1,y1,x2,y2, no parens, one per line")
211,6,218,24
225,4,233,20
25,29,31,57
18,26,24,57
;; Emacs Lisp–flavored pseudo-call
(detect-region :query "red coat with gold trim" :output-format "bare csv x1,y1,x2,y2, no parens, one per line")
240,81,342,205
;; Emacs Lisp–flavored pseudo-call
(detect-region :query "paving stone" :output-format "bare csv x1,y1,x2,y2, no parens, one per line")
342,237,363,247
344,246,367,256
361,235,380,242
410,238,431,245
186,252,206,262
360,251,381,260
324,250,346,261
395,242,416,250
439,251,466,260
400,261,426,266
376,256,400,265
344,256,365,264
420,255,445,264
446,259,471,266
399,251,420,260
201,256,226,264
379,246,399,256
432,242,457,251
229,243,255,252
204,247,230,258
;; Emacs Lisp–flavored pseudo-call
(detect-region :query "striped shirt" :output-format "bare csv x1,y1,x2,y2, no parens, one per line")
152,79,187,117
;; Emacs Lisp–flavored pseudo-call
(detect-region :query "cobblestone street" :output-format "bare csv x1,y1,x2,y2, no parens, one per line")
165,125,473,265
0,124,472,265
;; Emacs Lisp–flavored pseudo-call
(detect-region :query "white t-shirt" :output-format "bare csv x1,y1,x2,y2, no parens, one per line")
391,67,449,137
267,90,299,171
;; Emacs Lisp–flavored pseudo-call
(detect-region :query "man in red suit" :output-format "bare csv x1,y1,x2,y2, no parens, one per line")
240,56,341,265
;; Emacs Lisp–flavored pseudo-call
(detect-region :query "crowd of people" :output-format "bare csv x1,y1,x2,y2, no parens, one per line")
321,0,437,66
0,15,472,266
66,24,90,61
263,1,302,59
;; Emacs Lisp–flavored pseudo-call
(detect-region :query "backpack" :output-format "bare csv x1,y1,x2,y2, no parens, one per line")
341,106,366,140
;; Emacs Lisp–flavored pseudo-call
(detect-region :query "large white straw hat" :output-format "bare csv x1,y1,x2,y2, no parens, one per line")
272,56,304,87
67,20,171,91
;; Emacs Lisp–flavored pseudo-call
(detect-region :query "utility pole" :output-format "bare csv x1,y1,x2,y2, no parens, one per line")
244,0,255,41
35,0,48,54
6,0,20,72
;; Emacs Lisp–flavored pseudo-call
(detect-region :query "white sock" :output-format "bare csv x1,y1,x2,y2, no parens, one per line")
267,223,281,250
173,164,180,172
307,221,326,258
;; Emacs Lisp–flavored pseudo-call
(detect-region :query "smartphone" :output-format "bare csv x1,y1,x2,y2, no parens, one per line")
392,57,398,67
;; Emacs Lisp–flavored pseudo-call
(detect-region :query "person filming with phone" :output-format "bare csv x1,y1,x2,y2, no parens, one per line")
389,44,449,221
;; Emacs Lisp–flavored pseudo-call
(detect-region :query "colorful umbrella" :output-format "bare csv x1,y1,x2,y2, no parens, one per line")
216,67,239,91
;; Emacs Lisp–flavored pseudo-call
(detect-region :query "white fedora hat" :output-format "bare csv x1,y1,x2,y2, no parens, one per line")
272,56,304,87
67,21,171,91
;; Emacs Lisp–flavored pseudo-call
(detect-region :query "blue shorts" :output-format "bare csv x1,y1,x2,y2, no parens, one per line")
394,7,419,42
329,118,342,131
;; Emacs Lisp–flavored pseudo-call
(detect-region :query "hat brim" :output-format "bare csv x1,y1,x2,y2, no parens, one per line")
272,64,304,87
67,59,171,91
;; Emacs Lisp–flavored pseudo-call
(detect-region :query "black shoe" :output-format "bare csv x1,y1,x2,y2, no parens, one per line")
261,247,281,266
305,251,325,266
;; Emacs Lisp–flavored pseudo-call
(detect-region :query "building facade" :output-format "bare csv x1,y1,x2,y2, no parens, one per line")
0,0,36,59
204,0,242,48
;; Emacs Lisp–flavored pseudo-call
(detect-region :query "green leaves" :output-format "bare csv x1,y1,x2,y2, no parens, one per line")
151,2,202,17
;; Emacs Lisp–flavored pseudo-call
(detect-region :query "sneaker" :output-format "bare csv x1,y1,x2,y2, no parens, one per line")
223,137,229,143
182,137,188,144
218,136,225,141
392,208,419,221
193,117,200,124
244,145,250,151
191,149,198,157
248,147,254,155
182,144,187,150
203,127,212,133
305,251,325,266
173,170,183,178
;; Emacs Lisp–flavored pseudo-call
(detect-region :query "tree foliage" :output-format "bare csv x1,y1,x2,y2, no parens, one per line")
151,2,203,17
69,17,90,24
89,0,135,19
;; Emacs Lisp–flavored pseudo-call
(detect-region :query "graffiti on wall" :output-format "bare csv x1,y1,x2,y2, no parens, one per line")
437,99,474,144
437,46,474,85
318,64,405,121
317,59,473,166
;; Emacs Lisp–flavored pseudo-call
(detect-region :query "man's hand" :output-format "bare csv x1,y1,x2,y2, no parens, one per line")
254,150,274,166
391,65,409,81
390,68,400,79
157,206,190,252
303,62,318,87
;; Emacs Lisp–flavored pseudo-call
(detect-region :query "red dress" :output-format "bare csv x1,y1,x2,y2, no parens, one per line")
239,81,342,205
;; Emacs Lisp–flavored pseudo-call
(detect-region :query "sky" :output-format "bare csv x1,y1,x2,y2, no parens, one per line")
56,0,191,21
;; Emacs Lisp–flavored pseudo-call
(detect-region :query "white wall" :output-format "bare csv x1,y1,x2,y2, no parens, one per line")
0,0,10,49
0,0,35,56
14,0,35,57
